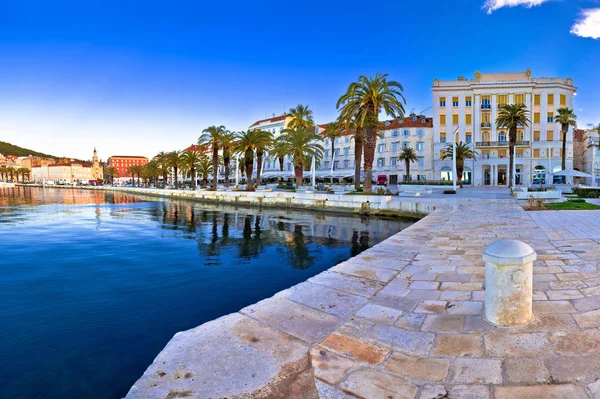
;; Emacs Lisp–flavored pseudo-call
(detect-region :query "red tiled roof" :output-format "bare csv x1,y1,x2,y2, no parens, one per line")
249,114,288,127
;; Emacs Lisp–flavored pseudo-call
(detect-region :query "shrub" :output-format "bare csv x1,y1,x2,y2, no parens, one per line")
568,198,586,203
573,188,600,198
443,189,457,194
376,187,386,195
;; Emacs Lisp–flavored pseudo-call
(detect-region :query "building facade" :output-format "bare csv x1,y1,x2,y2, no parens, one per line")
107,155,149,181
31,149,103,183
317,115,435,184
248,114,293,175
574,128,600,186
432,70,577,186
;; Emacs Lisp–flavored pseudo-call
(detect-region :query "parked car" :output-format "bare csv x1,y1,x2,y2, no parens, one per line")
377,174,388,186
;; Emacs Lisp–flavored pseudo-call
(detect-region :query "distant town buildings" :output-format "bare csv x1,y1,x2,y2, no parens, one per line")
432,70,577,185
30,148,104,184
574,128,600,186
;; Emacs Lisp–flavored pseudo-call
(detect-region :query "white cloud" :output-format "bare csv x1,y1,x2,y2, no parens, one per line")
570,8,600,39
483,0,551,14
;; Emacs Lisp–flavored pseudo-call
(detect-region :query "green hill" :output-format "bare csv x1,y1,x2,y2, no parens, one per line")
0,141,57,159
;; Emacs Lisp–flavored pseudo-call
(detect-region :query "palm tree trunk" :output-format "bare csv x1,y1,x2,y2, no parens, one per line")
405,159,410,183
174,167,178,189
294,164,303,187
457,160,465,188
363,126,377,193
212,146,219,190
163,172,167,188
224,151,230,188
561,125,568,184
354,133,363,190
256,151,264,186
508,127,516,188
279,157,284,171
191,168,196,190
245,151,254,190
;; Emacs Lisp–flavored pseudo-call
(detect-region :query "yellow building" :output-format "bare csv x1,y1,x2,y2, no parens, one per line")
432,70,577,186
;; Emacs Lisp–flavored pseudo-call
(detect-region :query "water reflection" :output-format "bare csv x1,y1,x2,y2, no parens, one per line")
0,187,414,399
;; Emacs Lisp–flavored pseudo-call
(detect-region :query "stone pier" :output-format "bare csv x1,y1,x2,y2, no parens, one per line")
125,195,600,399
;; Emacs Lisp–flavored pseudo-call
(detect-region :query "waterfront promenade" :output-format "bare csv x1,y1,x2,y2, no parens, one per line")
122,187,600,399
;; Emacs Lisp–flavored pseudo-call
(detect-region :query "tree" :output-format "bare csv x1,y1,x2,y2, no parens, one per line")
398,147,418,183
234,130,272,190
181,150,202,189
167,151,183,189
199,125,227,190
554,107,577,180
126,165,142,186
441,141,478,188
144,161,161,186
322,121,344,183
154,151,171,188
221,131,235,188
271,139,287,172
337,73,406,193
104,167,118,185
276,126,323,187
496,104,531,188
197,156,212,185
288,104,314,130
253,129,273,186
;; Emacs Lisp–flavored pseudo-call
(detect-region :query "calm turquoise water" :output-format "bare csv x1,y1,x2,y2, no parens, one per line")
0,187,412,399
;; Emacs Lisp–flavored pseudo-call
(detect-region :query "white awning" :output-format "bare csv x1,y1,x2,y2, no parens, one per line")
553,169,593,178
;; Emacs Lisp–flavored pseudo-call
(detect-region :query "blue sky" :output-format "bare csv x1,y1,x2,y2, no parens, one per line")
0,0,598,160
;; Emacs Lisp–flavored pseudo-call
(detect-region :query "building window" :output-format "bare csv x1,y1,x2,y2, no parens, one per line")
534,149,540,158
324,150,329,159
345,137,350,143
402,142,409,149
452,114,459,125
466,134,472,143
547,113,554,123
377,158,385,167
412,116,417,121
403,130,410,136
324,161,330,169
333,161,339,170
440,97,446,107
465,97,472,107
534,131,540,142
334,149,339,156
560,94,566,106
380,132,385,139
417,142,424,151
452,97,459,107
481,98,491,109
391,142,399,152
440,132,447,143
514,94,525,105
378,144,385,153
534,94,541,105
324,139,329,147
344,160,349,168
417,129,424,137
418,175,426,181
390,157,397,167
548,94,554,105
418,157,424,168
392,130,399,137
466,114,472,124
343,147,349,157
421,118,426,123
534,113,540,123
498,131,506,142
547,131,554,141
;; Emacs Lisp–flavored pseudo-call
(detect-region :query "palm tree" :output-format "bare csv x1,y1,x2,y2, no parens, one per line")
234,130,272,190
554,107,577,181
127,165,142,186
254,129,273,186
496,104,531,188
199,125,227,190
154,151,171,188
181,150,202,189
271,139,287,172
197,156,212,186
337,73,406,193
7,167,15,182
144,161,161,186
276,126,323,187
441,142,478,188
167,151,183,188
288,104,314,130
323,121,343,161
0,167,6,181
398,147,419,183
221,131,235,188
104,166,118,185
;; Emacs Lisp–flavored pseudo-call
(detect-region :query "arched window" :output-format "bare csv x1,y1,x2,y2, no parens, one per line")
533,165,546,184
441,166,452,181
498,131,506,142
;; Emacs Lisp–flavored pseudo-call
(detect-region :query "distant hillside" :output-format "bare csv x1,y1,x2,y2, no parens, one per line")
0,141,57,159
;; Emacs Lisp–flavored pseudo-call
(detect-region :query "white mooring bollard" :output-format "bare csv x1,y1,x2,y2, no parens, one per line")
483,239,536,326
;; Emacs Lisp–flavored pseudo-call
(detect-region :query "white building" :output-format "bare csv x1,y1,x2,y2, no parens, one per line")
318,115,435,184
574,128,600,186
432,70,577,186
32,162,95,183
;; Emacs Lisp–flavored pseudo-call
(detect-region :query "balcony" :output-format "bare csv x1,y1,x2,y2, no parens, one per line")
497,103,507,109
481,104,491,110
475,141,530,147
481,122,492,128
